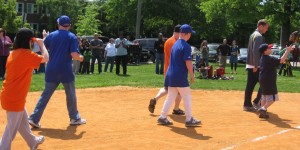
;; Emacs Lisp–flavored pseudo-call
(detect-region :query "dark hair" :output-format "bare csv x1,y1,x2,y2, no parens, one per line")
0,28,6,36
257,19,268,27
13,28,34,50
291,31,299,37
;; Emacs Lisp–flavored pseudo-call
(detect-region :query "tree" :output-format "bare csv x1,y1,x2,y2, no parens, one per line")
36,0,85,31
0,0,23,33
76,4,101,35
262,0,300,47
199,0,264,46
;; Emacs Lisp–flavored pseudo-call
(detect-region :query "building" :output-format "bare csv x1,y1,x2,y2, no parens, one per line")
16,0,50,35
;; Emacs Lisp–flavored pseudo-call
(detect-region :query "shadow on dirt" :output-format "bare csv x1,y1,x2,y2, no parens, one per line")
32,125,86,140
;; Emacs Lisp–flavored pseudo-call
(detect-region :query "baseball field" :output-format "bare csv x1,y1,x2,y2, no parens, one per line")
1,86,299,150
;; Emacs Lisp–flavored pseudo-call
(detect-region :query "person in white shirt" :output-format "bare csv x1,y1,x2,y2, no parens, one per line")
104,38,117,72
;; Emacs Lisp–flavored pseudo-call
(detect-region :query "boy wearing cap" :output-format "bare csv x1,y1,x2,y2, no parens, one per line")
0,28,49,150
148,25,184,115
157,24,201,127
258,43,293,118
29,15,86,128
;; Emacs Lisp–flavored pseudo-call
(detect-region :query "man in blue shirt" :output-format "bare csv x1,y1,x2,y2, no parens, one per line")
29,15,86,128
157,24,201,127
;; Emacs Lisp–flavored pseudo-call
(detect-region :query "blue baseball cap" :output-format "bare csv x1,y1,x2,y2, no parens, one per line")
57,15,70,27
180,24,196,34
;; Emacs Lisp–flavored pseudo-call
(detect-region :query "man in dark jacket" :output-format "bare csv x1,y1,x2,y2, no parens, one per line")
217,39,230,68
154,33,165,74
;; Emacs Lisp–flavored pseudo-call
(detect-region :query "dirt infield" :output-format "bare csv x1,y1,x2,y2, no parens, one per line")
0,86,300,150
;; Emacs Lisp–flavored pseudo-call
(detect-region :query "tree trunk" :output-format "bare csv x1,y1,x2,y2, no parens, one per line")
280,21,290,48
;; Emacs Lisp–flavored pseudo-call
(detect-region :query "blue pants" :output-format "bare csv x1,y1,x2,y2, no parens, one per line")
244,68,261,107
91,53,102,73
104,56,115,72
29,82,81,123
156,53,164,74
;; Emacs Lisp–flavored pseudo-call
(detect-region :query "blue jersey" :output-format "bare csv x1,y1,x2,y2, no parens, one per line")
44,30,79,82
164,39,192,87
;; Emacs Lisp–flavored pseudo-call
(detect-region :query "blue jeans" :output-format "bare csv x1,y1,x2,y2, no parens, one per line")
29,82,81,123
91,53,102,73
104,56,115,72
156,53,164,74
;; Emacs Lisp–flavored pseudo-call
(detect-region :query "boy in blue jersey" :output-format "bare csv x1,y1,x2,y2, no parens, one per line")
157,24,201,127
29,15,86,128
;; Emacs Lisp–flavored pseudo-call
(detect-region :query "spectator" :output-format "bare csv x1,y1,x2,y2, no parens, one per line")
278,31,298,76
79,38,90,73
81,49,92,74
104,38,116,72
29,15,86,128
243,19,269,111
90,33,104,74
200,40,209,66
115,32,128,76
0,28,13,80
217,39,230,68
229,40,240,74
32,42,42,74
72,36,81,74
154,33,165,74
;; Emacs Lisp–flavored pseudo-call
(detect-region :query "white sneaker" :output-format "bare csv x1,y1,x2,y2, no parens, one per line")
31,136,45,150
29,119,41,128
70,118,86,125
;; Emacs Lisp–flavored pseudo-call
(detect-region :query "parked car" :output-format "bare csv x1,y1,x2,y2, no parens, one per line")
133,38,157,62
127,41,151,63
191,46,200,60
207,43,220,62
270,48,280,59
238,48,247,63
133,38,168,62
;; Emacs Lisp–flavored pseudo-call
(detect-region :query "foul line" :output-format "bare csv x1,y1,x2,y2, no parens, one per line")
221,126,300,150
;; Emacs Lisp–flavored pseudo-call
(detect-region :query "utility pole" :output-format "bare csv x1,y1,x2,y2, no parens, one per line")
135,0,143,39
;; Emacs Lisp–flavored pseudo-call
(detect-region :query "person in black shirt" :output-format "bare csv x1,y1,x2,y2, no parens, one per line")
154,33,165,74
217,39,230,68
258,43,293,118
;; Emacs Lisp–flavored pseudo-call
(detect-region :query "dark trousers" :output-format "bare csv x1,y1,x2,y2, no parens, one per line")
81,62,90,74
0,56,8,78
104,56,115,72
155,53,164,74
230,63,237,71
91,53,102,73
278,62,293,76
244,68,261,107
115,55,128,75
79,62,83,73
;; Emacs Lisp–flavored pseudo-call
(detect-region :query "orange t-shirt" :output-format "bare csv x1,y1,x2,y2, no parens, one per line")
1,49,43,111
164,36,177,76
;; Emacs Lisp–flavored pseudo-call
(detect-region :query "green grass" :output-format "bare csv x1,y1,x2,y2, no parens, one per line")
1,62,299,93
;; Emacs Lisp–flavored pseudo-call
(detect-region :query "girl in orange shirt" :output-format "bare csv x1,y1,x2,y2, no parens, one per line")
0,28,49,150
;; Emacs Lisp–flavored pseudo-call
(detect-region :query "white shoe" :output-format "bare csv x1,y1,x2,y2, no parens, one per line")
70,118,86,125
31,136,45,150
29,119,41,128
